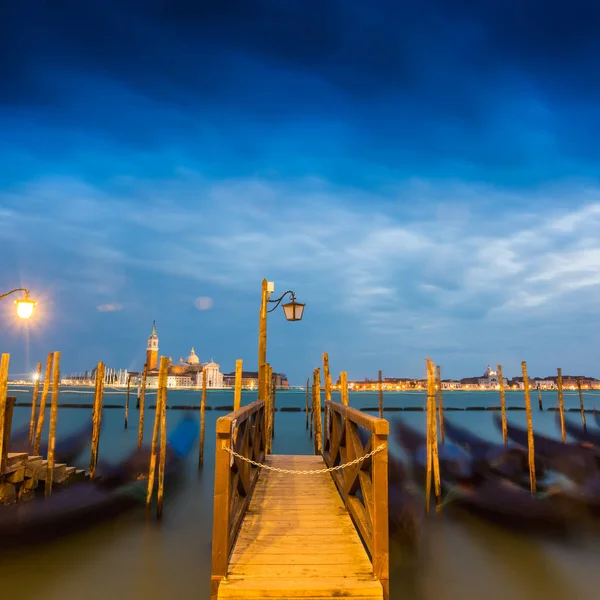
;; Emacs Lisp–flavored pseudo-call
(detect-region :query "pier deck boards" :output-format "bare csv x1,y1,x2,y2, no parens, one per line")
217,454,383,600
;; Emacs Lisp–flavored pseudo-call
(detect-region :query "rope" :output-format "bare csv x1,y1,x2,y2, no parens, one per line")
223,444,386,474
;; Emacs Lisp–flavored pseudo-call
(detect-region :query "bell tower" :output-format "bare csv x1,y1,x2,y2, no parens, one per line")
146,320,159,371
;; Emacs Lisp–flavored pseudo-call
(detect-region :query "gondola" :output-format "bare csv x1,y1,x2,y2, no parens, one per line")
443,417,550,485
0,415,198,546
562,416,600,448
393,418,572,532
492,413,600,483
10,422,94,466
388,451,424,545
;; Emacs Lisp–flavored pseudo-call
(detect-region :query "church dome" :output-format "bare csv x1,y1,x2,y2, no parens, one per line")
186,348,200,365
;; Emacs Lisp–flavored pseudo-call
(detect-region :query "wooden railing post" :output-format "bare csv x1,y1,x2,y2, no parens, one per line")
211,415,233,600
372,427,389,600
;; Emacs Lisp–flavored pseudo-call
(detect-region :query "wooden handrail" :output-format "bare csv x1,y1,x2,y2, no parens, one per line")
210,400,266,600
1,397,16,474
323,400,389,600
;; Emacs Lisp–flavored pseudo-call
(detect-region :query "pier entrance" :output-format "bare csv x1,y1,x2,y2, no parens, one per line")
210,399,389,600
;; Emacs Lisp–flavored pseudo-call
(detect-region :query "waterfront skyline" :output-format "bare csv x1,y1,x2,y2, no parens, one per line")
2,1,600,384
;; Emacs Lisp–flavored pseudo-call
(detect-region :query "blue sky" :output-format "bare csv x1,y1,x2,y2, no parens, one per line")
2,1,600,384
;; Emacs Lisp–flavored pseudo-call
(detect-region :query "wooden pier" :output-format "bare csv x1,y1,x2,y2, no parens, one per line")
211,400,389,600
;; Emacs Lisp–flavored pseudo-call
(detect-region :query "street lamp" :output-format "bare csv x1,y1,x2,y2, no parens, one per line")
0,288,37,319
258,279,305,400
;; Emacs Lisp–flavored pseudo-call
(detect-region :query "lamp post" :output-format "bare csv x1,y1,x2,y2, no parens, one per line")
0,288,37,319
258,279,305,400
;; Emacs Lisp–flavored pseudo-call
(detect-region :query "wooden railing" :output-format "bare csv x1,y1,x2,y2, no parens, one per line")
210,400,266,600
323,400,389,600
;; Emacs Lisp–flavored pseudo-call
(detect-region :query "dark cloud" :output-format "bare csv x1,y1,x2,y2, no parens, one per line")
2,0,600,182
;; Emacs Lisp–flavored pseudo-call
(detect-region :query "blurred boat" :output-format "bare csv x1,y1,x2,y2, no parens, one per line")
0,415,198,546
393,418,571,532
9,422,93,466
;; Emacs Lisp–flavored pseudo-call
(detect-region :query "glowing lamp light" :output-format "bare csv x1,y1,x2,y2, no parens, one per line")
282,298,305,322
16,293,36,319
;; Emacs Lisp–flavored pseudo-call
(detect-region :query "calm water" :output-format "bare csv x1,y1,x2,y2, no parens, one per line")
3,387,600,600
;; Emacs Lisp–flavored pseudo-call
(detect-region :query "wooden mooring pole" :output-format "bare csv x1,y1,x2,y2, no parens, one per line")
323,353,332,403
577,377,587,431
0,354,10,474
45,351,61,497
305,377,309,430
378,370,384,419
147,356,168,512
425,358,441,513
435,365,445,445
89,361,105,479
199,365,208,468
125,373,131,429
309,376,314,439
557,368,566,443
314,368,322,454
271,366,277,439
522,361,536,494
138,363,148,448
233,359,243,411
340,371,349,406
497,364,508,444
34,352,54,456
29,361,42,446
157,367,168,520
537,385,543,411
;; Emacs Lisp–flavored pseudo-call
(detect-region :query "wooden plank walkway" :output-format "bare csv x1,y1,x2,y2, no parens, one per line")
217,454,383,600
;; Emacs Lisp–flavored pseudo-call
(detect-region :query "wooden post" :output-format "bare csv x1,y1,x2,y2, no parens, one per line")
0,354,10,474
210,416,233,600
557,368,566,443
147,356,168,510
266,364,274,452
522,361,536,494
309,377,314,439
340,371,349,406
1,398,15,477
497,364,508,444
89,361,105,479
271,365,276,439
157,366,168,519
378,370,384,419
199,365,208,467
125,373,131,429
233,359,243,411
371,425,389,600
577,377,587,431
34,352,54,456
29,361,42,446
314,368,322,455
537,385,543,411
45,351,61,497
137,363,148,448
323,353,332,402
435,365,445,445
426,358,441,513
305,377,309,430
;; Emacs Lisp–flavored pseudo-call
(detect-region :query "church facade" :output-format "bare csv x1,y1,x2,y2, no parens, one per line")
143,321,224,388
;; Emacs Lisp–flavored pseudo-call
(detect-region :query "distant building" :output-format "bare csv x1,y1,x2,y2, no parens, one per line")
137,322,224,388
222,371,289,389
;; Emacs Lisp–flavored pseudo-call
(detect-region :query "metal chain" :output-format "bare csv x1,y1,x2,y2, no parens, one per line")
223,444,386,474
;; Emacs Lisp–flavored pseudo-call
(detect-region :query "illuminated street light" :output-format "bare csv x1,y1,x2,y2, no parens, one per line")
0,288,37,319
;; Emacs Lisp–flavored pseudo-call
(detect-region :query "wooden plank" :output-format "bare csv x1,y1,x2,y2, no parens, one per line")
219,451,383,600
218,576,382,598
229,552,372,567
227,565,374,578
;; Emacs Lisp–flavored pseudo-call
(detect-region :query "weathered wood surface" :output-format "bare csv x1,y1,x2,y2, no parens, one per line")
322,401,389,600
211,400,266,600
218,454,383,600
